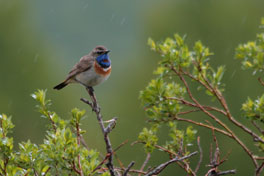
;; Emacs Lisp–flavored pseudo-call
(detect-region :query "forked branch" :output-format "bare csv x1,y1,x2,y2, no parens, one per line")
81,87,116,176
144,151,198,176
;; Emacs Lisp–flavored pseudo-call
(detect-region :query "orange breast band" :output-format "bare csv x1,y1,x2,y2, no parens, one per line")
94,62,111,76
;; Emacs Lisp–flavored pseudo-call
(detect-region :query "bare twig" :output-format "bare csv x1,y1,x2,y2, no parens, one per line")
212,128,220,167
183,69,264,145
205,127,235,176
93,140,130,174
114,140,129,170
199,68,264,145
166,97,227,116
80,135,89,150
195,136,203,173
123,161,135,176
174,116,232,138
139,153,151,176
258,77,264,87
209,143,213,165
115,154,125,170
81,87,115,176
80,98,93,108
149,116,232,138
217,170,236,175
218,149,232,166
114,140,129,153
92,154,110,173
255,157,264,160
131,141,189,173
72,161,82,175
251,120,264,135
171,67,258,168
131,141,177,156
182,70,214,93
256,162,264,176
177,109,202,115
144,151,198,176
101,167,147,175
206,169,236,176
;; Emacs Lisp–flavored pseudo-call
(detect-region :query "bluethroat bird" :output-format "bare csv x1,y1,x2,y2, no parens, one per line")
53,45,111,91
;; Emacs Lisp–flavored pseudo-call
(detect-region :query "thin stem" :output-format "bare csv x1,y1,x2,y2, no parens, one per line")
144,151,198,176
185,69,264,144
81,87,116,176
172,67,258,168
251,120,264,135
256,162,264,176
72,161,81,175
258,77,264,87
166,97,227,116
206,169,236,176
131,141,188,172
182,70,214,93
217,170,236,175
101,168,147,175
123,161,135,176
151,116,233,138
256,157,264,160
195,136,203,173
139,153,151,176
114,140,129,170
45,110,57,132
202,70,264,144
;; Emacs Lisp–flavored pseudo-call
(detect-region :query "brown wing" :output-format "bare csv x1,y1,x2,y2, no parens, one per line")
65,55,95,81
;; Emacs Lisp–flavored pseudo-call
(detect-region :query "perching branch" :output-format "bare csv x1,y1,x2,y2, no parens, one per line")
81,87,116,176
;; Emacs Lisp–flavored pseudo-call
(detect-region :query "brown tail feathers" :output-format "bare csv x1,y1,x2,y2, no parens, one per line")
53,81,68,90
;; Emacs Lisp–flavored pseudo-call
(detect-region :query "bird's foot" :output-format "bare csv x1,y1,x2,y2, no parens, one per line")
86,86,94,95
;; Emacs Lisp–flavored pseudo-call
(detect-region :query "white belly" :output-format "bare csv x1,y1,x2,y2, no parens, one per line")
75,67,109,87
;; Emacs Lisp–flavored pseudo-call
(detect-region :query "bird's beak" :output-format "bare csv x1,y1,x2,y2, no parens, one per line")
105,50,110,54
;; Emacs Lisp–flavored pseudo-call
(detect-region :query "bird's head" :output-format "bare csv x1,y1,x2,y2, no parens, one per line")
92,45,111,68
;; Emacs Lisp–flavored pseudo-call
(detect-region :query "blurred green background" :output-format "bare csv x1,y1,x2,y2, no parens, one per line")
1,0,264,175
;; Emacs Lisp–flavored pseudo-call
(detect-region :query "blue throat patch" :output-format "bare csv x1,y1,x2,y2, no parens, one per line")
96,54,111,68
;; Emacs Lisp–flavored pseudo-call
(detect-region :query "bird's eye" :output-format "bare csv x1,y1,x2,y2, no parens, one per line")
97,51,103,55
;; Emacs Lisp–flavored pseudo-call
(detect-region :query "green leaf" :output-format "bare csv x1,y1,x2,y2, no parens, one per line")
138,128,158,153
242,95,264,122
148,38,156,51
